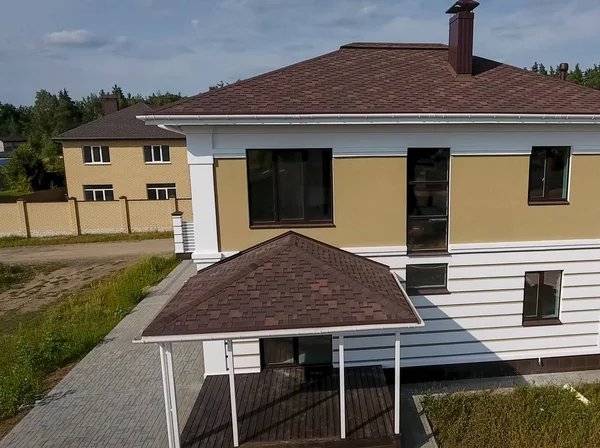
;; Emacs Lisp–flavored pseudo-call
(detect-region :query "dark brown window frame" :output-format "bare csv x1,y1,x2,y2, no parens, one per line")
527,146,571,205
246,148,334,228
406,148,450,254
522,270,563,327
406,263,450,295
259,336,333,369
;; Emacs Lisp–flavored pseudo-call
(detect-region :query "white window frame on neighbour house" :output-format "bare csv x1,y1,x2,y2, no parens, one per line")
144,145,171,164
147,183,177,200
83,185,114,201
83,145,111,164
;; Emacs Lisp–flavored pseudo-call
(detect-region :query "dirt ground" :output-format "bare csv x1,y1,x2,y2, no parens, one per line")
0,239,173,326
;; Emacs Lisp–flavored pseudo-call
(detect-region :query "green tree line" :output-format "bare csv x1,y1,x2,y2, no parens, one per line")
0,85,183,193
528,62,600,89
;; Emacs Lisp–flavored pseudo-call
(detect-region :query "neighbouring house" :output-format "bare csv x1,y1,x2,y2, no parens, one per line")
0,136,25,166
136,1,600,447
55,95,191,204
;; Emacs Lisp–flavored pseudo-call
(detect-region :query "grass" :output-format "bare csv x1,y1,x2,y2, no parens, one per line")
0,255,179,420
0,231,173,248
423,384,600,448
0,264,31,294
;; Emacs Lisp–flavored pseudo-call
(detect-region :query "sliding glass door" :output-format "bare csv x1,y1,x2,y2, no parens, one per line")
261,336,332,368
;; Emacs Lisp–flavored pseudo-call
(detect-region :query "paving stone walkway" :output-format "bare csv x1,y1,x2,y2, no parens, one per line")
0,260,202,448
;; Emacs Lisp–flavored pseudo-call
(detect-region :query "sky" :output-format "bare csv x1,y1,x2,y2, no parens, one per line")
2,0,600,106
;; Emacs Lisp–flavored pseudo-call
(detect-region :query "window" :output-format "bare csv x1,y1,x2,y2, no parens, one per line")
144,145,170,163
246,149,333,226
406,264,448,294
147,183,176,200
523,271,562,326
83,184,114,201
83,146,110,164
528,147,570,203
261,336,332,367
407,148,450,253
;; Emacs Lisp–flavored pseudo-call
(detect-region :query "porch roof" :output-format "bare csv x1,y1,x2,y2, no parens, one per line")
141,232,422,342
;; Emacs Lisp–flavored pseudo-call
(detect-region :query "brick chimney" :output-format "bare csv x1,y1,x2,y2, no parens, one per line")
101,94,119,116
446,0,479,77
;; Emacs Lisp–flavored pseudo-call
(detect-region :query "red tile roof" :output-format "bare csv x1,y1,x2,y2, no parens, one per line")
142,231,420,338
151,43,600,116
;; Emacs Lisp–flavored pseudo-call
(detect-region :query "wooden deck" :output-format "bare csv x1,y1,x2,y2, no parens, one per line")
181,366,398,448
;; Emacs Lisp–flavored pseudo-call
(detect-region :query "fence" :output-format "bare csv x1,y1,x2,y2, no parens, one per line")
0,196,193,238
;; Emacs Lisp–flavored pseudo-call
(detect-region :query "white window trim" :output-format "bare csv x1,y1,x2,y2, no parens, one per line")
145,145,171,164
147,184,176,200
84,186,114,201
85,145,111,165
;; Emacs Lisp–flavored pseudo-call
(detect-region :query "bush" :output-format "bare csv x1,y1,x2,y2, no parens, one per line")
0,256,179,419
3,145,45,193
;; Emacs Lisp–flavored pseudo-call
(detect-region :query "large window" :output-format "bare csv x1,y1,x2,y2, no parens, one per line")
83,146,110,164
144,145,170,163
407,148,450,253
528,147,570,203
83,184,114,201
246,149,333,226
406,264,448,294
147,183,176,200
523,271,562,326
261,336,332,367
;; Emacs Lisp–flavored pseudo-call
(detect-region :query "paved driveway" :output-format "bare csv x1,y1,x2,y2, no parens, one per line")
0,261,203,448
1,239,174,264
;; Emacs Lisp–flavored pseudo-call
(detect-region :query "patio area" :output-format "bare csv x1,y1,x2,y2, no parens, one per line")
181,366,398,448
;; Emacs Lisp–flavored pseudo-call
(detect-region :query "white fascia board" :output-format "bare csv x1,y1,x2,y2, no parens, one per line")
138,321,424,344
137,113,600,127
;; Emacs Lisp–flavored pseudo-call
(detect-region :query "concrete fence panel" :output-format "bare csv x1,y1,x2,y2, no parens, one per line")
78,201,123,234
0,203,23,237
128,200,173,232
26,202,73,237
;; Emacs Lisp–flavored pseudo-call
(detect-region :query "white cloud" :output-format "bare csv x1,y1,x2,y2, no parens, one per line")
44,29,107,48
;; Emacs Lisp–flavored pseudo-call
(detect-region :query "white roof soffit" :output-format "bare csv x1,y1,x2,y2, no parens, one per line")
137,113,600,126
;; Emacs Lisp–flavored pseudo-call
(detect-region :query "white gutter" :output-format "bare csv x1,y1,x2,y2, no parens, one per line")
137,113,600,126
135,320,424,344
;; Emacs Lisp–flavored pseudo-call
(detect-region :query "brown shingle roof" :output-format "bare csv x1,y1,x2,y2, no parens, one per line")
55,103,184,140
151,43,600,116
142,231,420,338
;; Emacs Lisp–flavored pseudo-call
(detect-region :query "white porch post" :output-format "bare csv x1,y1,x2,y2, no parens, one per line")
339,335,346,439
226,339,240,447
159,343,180,448
394,330,401,435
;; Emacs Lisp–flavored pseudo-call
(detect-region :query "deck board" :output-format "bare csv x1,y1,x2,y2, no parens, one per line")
181,366,397,448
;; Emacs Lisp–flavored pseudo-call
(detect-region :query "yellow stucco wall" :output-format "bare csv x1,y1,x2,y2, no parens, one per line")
215,157,407,251
26,202,73,236
450,155,600,243
77,201,123,234
62,140,190,200
0,204,23,236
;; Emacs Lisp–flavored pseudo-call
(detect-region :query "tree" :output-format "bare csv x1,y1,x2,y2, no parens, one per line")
530,62,540,73
568,64,584,85
77,93,104,123
3,144,47,192
146,91,184,107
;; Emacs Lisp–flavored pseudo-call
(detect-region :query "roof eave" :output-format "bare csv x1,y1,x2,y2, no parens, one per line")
137,113,600,126
135,320,425,344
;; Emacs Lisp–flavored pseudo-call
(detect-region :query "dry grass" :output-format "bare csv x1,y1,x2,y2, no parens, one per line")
0,231,173,248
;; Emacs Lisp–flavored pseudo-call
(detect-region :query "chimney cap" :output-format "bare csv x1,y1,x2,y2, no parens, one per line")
446,0,480,14
559,62,569,71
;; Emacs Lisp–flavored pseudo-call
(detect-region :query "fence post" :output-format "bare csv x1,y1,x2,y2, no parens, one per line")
16,199,30,238
172,212,184,255
68,197,81,236
119,196,131,234
169,197,178,214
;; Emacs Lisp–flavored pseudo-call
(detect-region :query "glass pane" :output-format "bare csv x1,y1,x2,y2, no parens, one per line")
148,189,157,200
247,150,275,223
101,146,110,162
546,148,569,200
144,146,152,162
93,191,103,201
406,264,447,291
305,150,332,221
83,147,92,163
298,336,332,366
167,188,176,198
523,272,540,318
408,148,450,182
408,184,448,217
407,217,448,252
529,149,546,199
277,151,304,220
92,147,101,162
262,338,294,366
539,272,561,318
153,146,161,162
162,146,171,162
158,189,167,200
84,190,94,201
105,190,114,201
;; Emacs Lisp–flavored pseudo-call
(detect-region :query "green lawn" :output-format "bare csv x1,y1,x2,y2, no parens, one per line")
0,256,179,419
423,384,600,448
0,231,173,248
